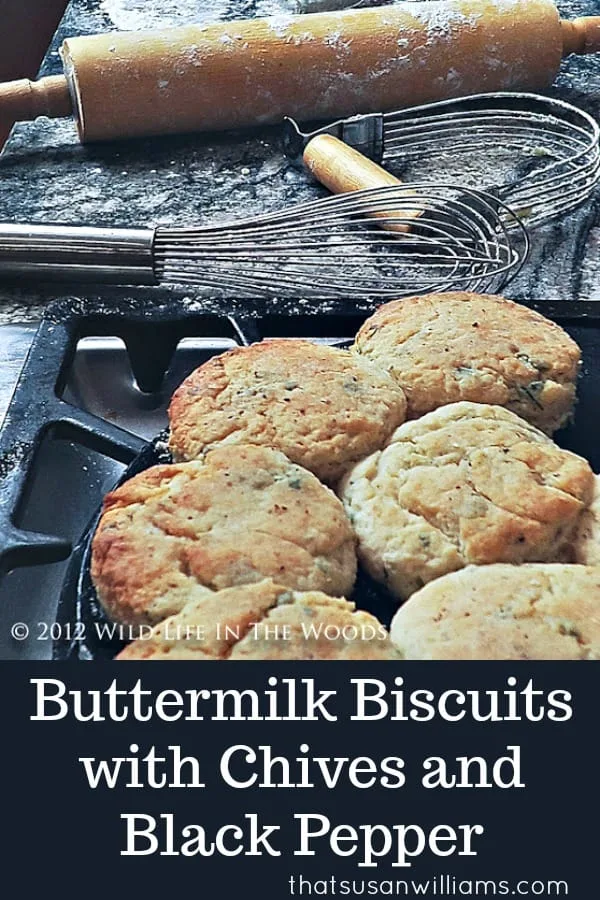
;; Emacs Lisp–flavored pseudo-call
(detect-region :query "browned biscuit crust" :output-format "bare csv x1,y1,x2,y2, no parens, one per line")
340,402,594,601
572,473,600,565
168,339,407,484
353,292,580,433
117,580,401,660
91,445,356,627
390,564,600,660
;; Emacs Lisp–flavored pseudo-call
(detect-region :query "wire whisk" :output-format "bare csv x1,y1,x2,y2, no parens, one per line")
286,93,600,228
0,184,527,299
384,95,600,226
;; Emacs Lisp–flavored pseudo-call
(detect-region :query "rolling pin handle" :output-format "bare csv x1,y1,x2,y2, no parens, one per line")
302,133,419,233
302,133,399,194
561,16,600,56
0,75,71,124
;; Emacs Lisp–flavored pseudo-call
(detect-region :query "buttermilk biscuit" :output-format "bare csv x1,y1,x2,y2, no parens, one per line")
91,445,357,627
117,580,401,660
572,474,600,565
168,339,407,484
340,402,594,601
353,292,580,433
390,564,600,660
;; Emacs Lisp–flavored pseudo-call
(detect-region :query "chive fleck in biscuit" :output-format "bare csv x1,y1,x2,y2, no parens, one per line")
572,474,600,565
117,580,401,661
91,445,357,627
339,402,594,601
168,339,407,484
390,564,600,660
353,292,580,434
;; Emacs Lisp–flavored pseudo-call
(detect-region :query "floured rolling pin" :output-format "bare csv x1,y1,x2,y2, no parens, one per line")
1,0,600,142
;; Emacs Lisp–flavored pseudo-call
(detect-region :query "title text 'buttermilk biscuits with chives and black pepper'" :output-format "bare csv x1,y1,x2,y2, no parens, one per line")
117,580,401,661
390,564,600,660
353,292,580,434
168,339,407,485
91,445,357,627
339,402,594,602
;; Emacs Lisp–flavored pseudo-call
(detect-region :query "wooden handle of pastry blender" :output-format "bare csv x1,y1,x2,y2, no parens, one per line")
0,74,71,124
303,133,420,234
561,16,600,55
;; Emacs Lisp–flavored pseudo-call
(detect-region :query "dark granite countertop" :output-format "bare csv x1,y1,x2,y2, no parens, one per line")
1,0,600,326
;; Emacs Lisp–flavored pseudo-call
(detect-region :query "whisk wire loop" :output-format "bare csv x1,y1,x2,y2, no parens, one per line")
379,94,600,228
154,183,528,299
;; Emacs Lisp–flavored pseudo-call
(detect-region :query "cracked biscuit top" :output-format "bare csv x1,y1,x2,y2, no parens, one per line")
572,473,600,566
339,402,594,601
353,292,580,434
117,580,401,660
390,564,600,660
91,444,357,627
168,339,407,485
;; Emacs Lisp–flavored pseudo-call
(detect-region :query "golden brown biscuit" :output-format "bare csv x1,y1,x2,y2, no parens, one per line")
168,339,407,484
572,474,600,565
340,402,594,601
353,292,580,433
117,580,401,660
92,445,356,627
390,564,600,660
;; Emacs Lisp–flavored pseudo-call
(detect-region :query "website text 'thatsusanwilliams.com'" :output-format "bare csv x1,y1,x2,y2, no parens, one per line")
287,875,569,896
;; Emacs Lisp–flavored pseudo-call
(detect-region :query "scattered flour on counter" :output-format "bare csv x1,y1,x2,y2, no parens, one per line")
100,0,237,29
487,0,530,8
100,0,294,31
256,1,297,16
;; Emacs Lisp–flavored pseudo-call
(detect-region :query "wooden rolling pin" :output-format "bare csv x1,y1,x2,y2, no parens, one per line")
2,0,600,143
303,133,414,232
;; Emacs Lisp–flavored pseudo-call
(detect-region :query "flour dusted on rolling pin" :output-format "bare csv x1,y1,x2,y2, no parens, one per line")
60,0,563,142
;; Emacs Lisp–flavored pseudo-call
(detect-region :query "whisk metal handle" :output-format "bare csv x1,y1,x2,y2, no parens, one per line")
0,224,157,283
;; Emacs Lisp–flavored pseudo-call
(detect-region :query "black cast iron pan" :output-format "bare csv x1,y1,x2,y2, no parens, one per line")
54,429,400,660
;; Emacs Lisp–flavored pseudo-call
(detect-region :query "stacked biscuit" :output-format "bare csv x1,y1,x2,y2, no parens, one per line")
91,292,600,660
